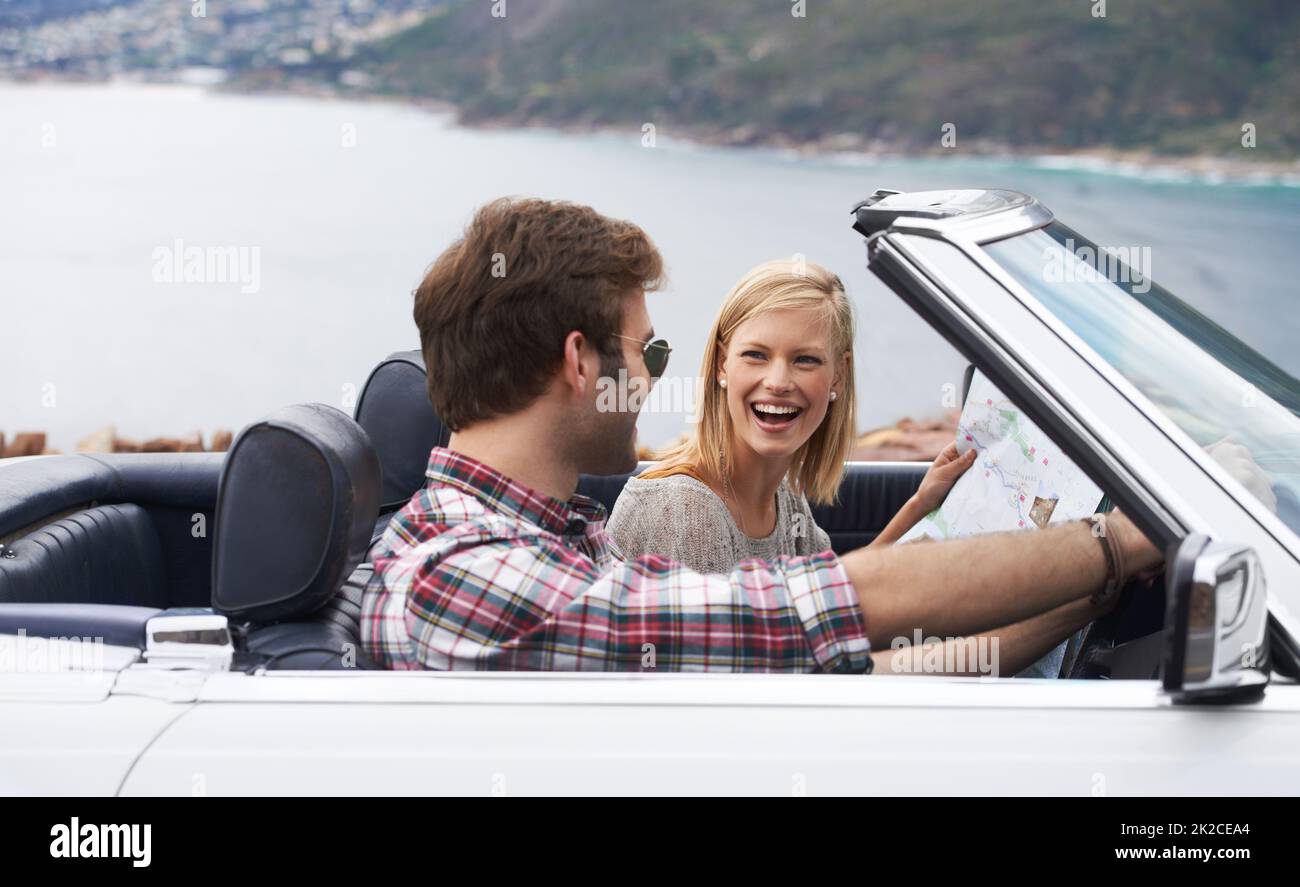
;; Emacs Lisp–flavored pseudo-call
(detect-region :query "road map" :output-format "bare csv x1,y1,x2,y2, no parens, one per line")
900,371,1103,543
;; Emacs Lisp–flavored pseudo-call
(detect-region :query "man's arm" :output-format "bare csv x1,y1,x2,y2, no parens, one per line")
372,511,1157,675
844,512,1159,650
395,531,871,673
871,595,1110,676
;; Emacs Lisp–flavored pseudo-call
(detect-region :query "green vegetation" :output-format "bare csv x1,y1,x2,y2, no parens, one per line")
349,0,1300,158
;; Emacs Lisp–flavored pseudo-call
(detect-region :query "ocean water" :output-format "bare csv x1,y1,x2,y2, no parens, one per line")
3,82,1298,452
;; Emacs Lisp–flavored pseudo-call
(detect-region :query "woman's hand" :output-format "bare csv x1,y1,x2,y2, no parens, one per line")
869,442,977,547
913,442,978,515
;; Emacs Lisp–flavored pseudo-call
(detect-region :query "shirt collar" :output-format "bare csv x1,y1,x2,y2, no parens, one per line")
424,447,606,537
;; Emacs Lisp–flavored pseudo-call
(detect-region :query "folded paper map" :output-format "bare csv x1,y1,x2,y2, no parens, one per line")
901,371,1104,543
900,371,1105,678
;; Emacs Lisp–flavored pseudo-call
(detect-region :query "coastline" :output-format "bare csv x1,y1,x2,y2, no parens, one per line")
229,77,1300,189
8,72,1300,188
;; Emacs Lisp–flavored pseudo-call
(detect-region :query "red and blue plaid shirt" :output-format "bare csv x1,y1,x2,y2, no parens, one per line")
360,448,871,672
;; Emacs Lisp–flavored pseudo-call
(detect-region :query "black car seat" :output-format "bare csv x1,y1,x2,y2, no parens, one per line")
354,350,451,516
211,403,382,670
0,503,168,609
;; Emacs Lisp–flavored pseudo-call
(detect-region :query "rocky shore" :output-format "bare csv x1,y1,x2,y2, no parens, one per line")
20,74,1283,189
0,427,233,458
847,413,959,462
11,414,956,464
232,76,1300,188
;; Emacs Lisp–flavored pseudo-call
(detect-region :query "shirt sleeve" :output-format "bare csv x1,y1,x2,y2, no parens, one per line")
402,521,871,674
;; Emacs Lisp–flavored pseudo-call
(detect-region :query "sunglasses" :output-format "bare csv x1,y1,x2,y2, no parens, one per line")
612,334,672,380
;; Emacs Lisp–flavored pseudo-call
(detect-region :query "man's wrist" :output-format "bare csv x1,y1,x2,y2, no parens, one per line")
1107,510,1161,573
1084,515,1124,606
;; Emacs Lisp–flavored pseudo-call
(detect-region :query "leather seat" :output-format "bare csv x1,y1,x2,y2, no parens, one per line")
211,403,382,670
0,602,161,649
811,463,927,553
0,454,226,648
355,350,450,513
236,567,374,670
0,503,168,609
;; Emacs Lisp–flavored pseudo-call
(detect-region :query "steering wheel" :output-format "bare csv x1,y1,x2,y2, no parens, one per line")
1065,571,1166,679
1071,482,1294,678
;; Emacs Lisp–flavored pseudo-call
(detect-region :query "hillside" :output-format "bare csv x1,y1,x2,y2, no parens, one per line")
344,0,1300,159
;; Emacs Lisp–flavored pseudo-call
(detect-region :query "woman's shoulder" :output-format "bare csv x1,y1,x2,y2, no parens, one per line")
621,472,716,495
612,473,728,517
606,473,737,570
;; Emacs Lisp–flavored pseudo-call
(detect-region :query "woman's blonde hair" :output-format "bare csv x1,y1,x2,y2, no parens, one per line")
643,258,856,505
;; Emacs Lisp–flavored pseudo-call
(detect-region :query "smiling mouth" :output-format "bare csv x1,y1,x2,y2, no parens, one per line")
750,403,803,430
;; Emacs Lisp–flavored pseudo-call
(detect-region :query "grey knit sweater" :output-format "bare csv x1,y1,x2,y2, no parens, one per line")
606,474,833,574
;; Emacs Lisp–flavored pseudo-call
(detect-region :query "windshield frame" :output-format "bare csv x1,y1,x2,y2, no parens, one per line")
971,225,1300,557
992,221,1300,419
865,198,1300,671
875,222,1300,562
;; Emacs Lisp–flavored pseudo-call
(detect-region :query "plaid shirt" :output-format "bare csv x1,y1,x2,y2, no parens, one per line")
360,448,871,673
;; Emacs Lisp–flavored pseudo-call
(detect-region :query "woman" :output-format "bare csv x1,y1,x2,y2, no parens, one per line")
607,258,976,572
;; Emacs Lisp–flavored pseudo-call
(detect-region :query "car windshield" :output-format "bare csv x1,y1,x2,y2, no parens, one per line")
985,222,1300,538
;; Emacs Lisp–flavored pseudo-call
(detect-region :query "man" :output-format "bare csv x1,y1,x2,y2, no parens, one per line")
361,197,1162,674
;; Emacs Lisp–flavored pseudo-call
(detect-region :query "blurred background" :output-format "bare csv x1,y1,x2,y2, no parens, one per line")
2,0,1298,457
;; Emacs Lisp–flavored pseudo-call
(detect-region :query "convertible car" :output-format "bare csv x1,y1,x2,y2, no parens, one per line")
2,188,1298,796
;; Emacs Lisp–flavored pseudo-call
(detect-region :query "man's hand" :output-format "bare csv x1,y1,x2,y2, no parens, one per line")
913,442,978,514
1206,437,1277,513
844,507,1165,649
1104,509,1164,579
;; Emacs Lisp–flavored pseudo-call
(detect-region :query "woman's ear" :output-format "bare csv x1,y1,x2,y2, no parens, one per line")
714,345,728,386
834,350,851,389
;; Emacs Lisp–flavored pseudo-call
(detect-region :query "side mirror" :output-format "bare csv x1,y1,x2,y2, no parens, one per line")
1161,533,1269,704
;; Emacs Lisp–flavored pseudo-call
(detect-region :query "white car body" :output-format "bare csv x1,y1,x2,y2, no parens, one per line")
6,655,1300,796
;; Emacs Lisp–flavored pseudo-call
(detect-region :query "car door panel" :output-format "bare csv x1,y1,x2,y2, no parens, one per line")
118,676,1300,796
1,696,191,796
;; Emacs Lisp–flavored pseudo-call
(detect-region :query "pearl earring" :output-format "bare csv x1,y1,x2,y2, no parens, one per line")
719,379,727,388
829,391,838,402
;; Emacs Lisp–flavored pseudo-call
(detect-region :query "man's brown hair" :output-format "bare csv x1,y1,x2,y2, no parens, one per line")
414,198,665,431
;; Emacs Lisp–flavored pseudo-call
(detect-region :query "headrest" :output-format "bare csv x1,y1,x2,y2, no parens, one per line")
212,404,381,623
354,350,450,510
